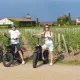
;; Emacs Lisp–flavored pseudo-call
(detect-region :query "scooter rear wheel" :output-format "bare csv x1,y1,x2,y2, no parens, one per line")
43,50,49,64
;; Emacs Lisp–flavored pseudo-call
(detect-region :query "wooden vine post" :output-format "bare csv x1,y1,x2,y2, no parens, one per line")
58,34,61,53
62,34,69,55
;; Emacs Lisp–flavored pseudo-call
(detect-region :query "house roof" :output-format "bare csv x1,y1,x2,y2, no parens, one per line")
40,22,57,26
58,15,68,19
76,17,80,19
0,18,13,25
8,18,35,22
76,17,80,20
26,14,31,19
71,20,76,23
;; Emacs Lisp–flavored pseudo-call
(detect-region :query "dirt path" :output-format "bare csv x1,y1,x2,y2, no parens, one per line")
22,36,33,58
0,63,80,80
1,35,80,80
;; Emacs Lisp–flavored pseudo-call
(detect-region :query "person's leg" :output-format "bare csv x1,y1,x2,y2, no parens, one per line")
16,44,25,64
18,50,24,61
49,51,54,65
49,43,54,65
18,51,25,64
42,44,47,60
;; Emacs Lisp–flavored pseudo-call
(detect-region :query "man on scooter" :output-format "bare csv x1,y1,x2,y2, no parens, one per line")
32,24,54,65
9,24,25,64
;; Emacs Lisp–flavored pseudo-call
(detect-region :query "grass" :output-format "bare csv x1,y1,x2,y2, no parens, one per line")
1,25,80,65
20,27,80,52
19,27,80,65
0,24,80,30
24,56,80,65
55,60,80,65
53,25,80,28
1,26,80,52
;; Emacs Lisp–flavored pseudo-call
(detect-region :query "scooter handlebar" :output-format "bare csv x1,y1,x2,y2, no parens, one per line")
11,38,18,40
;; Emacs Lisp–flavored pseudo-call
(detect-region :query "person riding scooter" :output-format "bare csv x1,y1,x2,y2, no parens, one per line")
9,24,25,64
32,24,54,65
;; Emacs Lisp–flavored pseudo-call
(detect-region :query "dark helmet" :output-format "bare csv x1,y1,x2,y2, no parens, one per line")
11,24,16,28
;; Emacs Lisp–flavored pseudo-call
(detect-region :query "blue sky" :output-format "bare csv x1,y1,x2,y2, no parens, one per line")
0,0,80,21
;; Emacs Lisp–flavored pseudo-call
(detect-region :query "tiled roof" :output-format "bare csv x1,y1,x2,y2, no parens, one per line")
71,20,76,23
8,18,35,22
76,17,80,19
58,15,68,18
40,22,57,26
76,17,80,20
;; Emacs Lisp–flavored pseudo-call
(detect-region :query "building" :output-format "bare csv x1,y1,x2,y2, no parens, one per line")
0,18,13,25
9,14,36,27
39,22,57,26
76,17,80,25
0,14,36,27
58,15,68,19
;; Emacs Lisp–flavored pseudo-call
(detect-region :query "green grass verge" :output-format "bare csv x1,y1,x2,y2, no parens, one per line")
55,60,80,65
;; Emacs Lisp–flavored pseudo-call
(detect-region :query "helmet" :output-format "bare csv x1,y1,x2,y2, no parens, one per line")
11,24,16,28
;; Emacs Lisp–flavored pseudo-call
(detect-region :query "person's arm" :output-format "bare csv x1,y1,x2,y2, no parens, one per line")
32,32,44,37
17,30,21,39
8,30,11,37
50,32,54,40
18,34,21,39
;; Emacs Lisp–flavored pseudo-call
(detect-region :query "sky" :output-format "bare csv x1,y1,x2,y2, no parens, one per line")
0,0,80,21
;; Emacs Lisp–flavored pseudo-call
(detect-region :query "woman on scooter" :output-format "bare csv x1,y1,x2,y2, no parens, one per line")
32,24,54,65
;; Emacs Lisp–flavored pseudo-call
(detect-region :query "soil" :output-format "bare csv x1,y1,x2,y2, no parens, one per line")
0,63,80,80
21,36,33,59
0,36,80,80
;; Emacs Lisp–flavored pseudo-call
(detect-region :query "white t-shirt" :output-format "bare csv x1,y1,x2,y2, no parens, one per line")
9,30,21,44
44,31,53,44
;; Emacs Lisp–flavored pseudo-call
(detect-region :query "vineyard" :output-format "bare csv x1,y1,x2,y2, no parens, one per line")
53,28,80,54
20,27,80,64
0,27,80,64
20,28,80,54
0,27,80,53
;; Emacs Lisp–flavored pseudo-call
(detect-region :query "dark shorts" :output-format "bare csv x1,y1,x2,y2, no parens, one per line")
12,43,21,51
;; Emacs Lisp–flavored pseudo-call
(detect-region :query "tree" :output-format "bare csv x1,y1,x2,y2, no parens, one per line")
57,15,69,26
36,18,39,26
68,13,72,25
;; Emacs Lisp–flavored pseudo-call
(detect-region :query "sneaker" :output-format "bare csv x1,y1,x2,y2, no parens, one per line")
50,62,53,66
42,57,45,60
22,60,25,64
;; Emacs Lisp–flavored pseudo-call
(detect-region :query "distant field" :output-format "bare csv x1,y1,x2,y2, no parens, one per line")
0,24,80,29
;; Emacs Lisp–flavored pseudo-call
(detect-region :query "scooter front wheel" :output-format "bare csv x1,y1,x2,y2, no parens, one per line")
0,51,3,63
3,53,13,67
33,52,38,68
